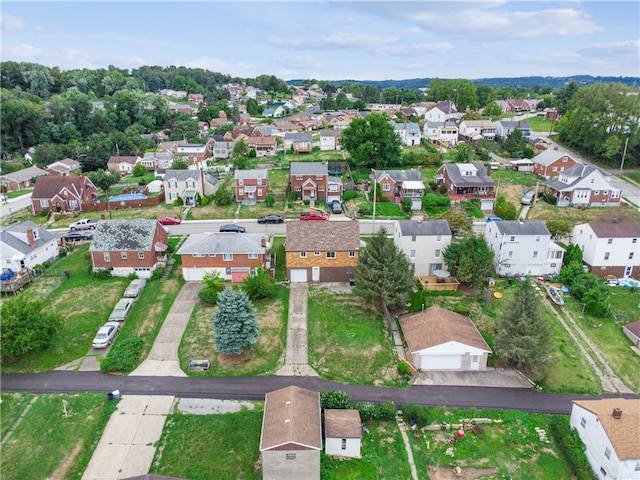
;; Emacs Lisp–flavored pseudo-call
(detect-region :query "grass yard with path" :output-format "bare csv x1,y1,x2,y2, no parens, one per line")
0,391,35,438
620,171,640,186
0,392,118,480
178,286,288,376
307,289,399,386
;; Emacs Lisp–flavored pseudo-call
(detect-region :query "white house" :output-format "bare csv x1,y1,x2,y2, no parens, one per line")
424,102,461,123
394,219,452,276
485,220,565,277
393,122,422,146
570,398,640,480
423,121,459,146
458,120,496,141
398,305,491,371
544,165,622,207
324,409,362,458
0,221,61,271
571,222,640,279
319,130,341,151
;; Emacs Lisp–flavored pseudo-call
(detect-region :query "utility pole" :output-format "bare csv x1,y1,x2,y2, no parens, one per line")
372,173,377,234
619,136,629,173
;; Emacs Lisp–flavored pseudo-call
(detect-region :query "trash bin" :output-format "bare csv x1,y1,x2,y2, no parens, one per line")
112,390,120,400
487,277,495,287
107,392,114,401
348,278,356,286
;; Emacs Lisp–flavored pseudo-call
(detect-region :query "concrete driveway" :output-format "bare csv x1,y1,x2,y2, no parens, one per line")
413,369,532,388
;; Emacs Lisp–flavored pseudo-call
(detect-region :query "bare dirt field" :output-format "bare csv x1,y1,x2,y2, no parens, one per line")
426,465,499,480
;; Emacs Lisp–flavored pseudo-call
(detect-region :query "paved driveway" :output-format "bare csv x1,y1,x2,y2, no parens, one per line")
413,369,532,388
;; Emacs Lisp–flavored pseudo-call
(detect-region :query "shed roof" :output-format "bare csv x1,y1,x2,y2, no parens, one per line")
324,409,362,439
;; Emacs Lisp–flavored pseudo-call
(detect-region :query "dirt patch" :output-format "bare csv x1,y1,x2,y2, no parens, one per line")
427,465,499,480
46,441,83,480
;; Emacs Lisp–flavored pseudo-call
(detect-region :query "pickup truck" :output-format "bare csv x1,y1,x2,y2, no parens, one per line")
69,218,98,231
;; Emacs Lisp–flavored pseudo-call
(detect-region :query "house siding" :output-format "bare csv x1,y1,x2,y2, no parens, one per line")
325,437,361,458
571,223,639,278
261,450,320,480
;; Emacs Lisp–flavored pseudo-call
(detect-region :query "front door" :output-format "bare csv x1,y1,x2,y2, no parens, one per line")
624,266,632,278
470,355,480,370
312,267,320,282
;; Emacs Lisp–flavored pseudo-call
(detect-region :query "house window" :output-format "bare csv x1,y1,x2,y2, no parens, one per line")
328,184,339,192
257,189,262,196
138,252,144,260
633,238,637,244
535,236,540,242
509,236,515,242
69,200,78,209
286,453,296,461
314,251,320,256
607,238,613,244
594,190,599,195
192,253,205,258
349,251,356,257
410,249,416,258
630,252,635,260
223,254,233,261
326,251,336,259
600,467,607,477
508,251,513,259
104,252,110,263
533,251,538,259
257,178,262,185
169,181,177,188
238,188,243,196
604,447,611,460
604,252,610,260
238,179,244,186
551,263,557,267
186,181,195,188
580,417,586,429
346,267,353,274
411,235,417,242
435,249,441,258
300,251,307,258
552,167,557,172
382,183,391,192
121,252,128,260
40,199,49,207
341,438,347,450
436,235,442,242
295,176,303,180
208,254,216,257
248,253,258,259
635,461,640,472
169,192,177,200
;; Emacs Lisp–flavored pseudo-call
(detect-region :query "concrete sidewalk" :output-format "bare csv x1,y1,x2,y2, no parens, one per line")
130,282,202,377
82,395,174,480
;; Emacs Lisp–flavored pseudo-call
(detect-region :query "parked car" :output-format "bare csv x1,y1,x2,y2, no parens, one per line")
91,321,120,349
220,224,246,233
300,212,328,221
64,231,94,242
69,218,98,231
108,298,134,322
124,278,147,298
257,214,285,224
331,201,343,214
158,216,181,225
520,191,535,205
486,216,504,223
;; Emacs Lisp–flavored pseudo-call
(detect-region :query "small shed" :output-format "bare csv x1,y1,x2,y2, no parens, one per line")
622,320,640,348
147,180,164,193
324,409,362,458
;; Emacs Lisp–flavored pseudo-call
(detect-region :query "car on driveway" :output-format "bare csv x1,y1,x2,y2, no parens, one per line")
257,214,285,224
158,216,181,225
124,278,147,298
64,231,94,242
220,224,246,233
108,298,134,322
92,321,120,349
331,201,343,214
300,212,328,221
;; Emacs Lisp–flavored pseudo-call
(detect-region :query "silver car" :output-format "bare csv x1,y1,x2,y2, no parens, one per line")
92,322,120,349
124,278,146,298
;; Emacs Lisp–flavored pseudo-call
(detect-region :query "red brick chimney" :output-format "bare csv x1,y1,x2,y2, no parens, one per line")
26,228,36,247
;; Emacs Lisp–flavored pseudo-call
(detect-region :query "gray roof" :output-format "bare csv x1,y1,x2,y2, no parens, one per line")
285,132,312,142
234,169,268,180
442,163,496,187
533,149,581,166
493,220,550,236
393,122,420,132
290,162,328,176
0,166,48,183
164,169,202,182
177,233,266,255
498,120,531,129
254,125,279,136
544,164,611,190
376,169,422,183
0,220,61,255
90,218,158,252
398,219,451,237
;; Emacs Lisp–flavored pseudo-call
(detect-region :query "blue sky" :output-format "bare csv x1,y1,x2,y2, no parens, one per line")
1,1,639,81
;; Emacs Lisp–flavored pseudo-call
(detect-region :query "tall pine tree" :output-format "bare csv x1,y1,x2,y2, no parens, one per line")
212,287,259,355
494,281,552,378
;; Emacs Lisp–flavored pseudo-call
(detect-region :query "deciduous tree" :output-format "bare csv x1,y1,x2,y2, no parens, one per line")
88,169,121,220
213,287,259,355
341,113,402,169
443,234,494,287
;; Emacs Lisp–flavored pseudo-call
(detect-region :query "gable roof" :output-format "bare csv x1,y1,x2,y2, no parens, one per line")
46,158,81,173
290,162,328,176
497,120,531,129
286,221,360,253
31,174,94,199
260,386,322,451
177,233,266,255
573,398,640,460
585,222,640,238
163,169,202,183
0,220,61,254
234,169,268,181
375,169,422,183
493,220,550,236
108,156,139,165
544,165,613,190
0,166,48,183
89,218,159,252
441,163,496,187
324,410,362,439
399,305,491,353
623,319,640,340
532,149,581,167
397,219,451,237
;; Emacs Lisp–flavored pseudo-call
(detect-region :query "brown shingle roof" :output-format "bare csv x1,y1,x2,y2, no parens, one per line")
285,221,360,253
108,156,139,165
324,410,362,439
623,320,640,340
588,222,640,238
31,174,89,199
260,386,321,451
573,398,640,460
1,165,47,183
399,305,491,353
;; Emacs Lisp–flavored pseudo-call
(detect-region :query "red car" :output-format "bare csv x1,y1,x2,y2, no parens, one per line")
158,216,181,225
300,212,328,221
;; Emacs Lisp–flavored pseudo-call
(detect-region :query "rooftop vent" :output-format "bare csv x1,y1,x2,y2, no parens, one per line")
612,408,622,419
286,401,291,406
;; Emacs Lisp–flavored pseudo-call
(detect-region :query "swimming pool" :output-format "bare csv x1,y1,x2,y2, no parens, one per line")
109,193,147,202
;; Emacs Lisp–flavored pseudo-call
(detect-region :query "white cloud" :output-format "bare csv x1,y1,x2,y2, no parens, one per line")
271,54,322,70
578,39,640,58
1,13,29,30
1,44,43,59
265,32,397,50
377,42,454,57
184,56,259,78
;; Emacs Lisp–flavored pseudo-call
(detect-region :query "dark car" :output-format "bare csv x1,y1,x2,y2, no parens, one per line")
158,216,181,225
220,224,246,233
331,201,343,214
257,214,285,224
64,231,94,242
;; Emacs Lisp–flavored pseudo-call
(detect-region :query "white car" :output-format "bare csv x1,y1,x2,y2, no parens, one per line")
124,278,146,298
91,322,120,349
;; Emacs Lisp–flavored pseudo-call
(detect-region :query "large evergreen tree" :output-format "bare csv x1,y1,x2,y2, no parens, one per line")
494,281,552,378
340,113,402,169
212,287,259,355
354,227,414,309
443,234,494,287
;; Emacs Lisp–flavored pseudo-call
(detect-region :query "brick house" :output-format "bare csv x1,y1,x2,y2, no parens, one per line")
31,174,99,215
89,218,168,278
177,233,269,283
373,169,425,210
533,148,582,178
290,162,328,202
246,136,277,157
234,169,269,202
0,166,48,192
544,165,622,207
435,162,497,211
45,158,82,176
286,221,360,283
176,141,212,168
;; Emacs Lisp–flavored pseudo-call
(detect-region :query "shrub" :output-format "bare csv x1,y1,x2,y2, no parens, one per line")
549,417,596,480
198,288,220,304
127,272,139,280
401,404,430,427
173,197,184,206
199,195,209,206
287,191,299,202
438,184,447,195
320,390,351,409
100,336,144,373
58,248,67,258
214,188,233,206
401,197,412,213
397,361,410,375
452,305,471,316
542,193,557,205
303,199,310,206
93,268,112,279
422,193,451,214
264,194,275,207
495,201,518,220
38,208,50,217
342,190,358,201
241,268,276,300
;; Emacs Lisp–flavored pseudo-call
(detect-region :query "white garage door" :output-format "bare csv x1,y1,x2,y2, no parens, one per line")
182,268,203,282
421,354,462,370
290,269,308,282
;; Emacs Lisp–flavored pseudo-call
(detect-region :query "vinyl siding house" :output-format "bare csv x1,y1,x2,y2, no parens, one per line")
235,169,269,203
570,399,640,480
532,149,582,178
458,120,496,141
0,166,48,192
0,221,61,271
260,386,322,480
423,121,459,147
284,132,313,154
571,222,640,278
319,130,341,151
544,165,622,207
30,174,99,215
89,218,168,278
435,163,497,210
45,158,82,176
373,169,425,210
394,220,452,276
393,122,422,146
246,136,278,157
485,220,565,277
399,305,491,371
107,156,141,175
163,169,218,206
324,410,362,458
495,120,531,142
176,142,211,168
210,136,236,159
177,233,268,283
286,221,360,283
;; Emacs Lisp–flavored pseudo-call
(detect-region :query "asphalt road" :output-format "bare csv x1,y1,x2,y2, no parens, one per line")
2,371,636,415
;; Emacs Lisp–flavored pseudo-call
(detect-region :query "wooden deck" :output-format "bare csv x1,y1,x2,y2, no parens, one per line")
417,275,460,291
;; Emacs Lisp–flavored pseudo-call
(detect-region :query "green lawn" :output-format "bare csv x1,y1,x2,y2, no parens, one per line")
271,236,286,282
6,189,32,199
526,115,555,133
307,289,400,386
491,168,542,187
0,391,35,438
620,171,640,186
0,393,118,480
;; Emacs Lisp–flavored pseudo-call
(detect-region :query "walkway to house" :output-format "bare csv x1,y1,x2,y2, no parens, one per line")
276,282,319,376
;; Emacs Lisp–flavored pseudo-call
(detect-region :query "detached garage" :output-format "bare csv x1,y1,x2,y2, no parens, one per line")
290,269,308,283
398,305,491,371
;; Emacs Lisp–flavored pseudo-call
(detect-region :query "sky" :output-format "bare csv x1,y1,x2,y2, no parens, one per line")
1,1,639,81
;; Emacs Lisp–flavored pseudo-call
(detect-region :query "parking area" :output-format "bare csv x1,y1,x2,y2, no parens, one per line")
413,369,532,388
